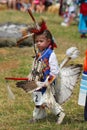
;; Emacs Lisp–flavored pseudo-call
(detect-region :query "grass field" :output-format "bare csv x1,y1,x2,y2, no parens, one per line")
0,10,87,130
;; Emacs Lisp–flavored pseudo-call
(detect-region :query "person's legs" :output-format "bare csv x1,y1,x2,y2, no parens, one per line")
79,14,87,38
8,0,12,9
36,4,45,13
50,99,65,124
13,0,16,9
45,89,65,124
67,13,76,26
29,106,47,123
7,0,16,9
36,4,40,13
80,33,86,38
40,5,45,13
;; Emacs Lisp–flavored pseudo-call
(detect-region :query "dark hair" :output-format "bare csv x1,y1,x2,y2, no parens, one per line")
42,30,53,41
35,30,52,40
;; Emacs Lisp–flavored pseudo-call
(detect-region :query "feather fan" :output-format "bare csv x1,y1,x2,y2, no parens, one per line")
55,64,82,104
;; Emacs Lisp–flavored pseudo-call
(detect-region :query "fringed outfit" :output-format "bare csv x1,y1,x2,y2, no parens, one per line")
31,47,63,120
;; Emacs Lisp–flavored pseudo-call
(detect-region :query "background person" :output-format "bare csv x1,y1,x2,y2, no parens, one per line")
77,0,87,38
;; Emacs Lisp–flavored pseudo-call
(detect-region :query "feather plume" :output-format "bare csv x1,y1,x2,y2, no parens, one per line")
60,47,80,69
66,47,80,59
55,64,82,104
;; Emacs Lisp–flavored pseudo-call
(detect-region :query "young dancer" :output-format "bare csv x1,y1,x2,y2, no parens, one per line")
28,21,65,124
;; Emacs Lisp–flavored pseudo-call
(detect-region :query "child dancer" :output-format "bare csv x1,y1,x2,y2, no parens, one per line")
28,21,65,124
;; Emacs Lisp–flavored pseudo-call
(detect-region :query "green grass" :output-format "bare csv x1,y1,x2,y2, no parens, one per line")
0,10,87,130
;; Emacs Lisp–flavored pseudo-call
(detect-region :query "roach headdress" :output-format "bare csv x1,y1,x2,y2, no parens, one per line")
28,20,57,49
29,20,47,34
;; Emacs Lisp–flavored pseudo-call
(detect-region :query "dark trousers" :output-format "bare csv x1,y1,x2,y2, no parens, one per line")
84,95,87,121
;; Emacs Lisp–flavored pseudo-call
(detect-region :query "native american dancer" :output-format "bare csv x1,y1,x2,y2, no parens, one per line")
16,21,82,124
19,22,65,124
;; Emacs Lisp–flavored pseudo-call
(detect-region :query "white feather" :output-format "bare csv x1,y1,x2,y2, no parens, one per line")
66,47,80,59
59,47,80,70
55,64,82,104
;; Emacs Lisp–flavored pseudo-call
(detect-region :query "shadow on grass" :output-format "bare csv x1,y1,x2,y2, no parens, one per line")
63,113,84,125
34,113,85,125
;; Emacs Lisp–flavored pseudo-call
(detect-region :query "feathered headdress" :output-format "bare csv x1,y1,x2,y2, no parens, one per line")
28,20,57,49
29,20,47,34
19,8,57,48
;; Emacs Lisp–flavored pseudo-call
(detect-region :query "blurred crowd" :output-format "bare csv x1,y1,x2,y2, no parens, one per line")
59,0,87,38
0,0,87,38
0,0,59,13
59,0,79,27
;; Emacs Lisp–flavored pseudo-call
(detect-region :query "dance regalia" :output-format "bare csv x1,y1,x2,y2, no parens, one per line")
35,48,52,92
33,47,57,106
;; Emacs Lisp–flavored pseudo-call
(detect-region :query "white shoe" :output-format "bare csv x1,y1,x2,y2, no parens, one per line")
61,22,68,27
57,111,65,124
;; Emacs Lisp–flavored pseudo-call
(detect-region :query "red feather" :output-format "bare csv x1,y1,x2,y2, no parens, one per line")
31,21,47,34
